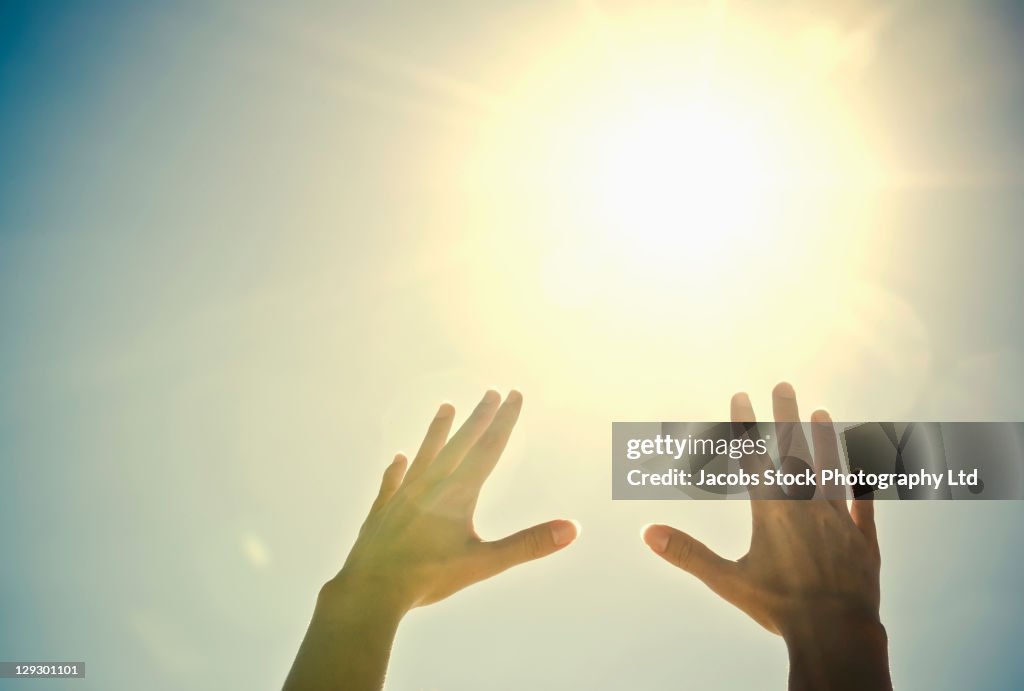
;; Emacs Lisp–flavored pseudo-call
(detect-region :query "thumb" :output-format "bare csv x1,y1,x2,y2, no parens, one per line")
480,519,579,577
643,524,738,595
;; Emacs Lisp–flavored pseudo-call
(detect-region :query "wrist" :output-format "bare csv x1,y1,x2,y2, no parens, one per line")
285,570,407,691
780,604,890,691
315,569,411,627
779,601,885,645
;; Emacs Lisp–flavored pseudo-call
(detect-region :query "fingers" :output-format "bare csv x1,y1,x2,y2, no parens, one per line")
477,519,579,578
448,390,523,491
403,403,456,485
368,454,408,515
811,409,849,508
419,390,502,484
643,524,739,601
851,494,878,554
730,392,780,500
730,391,757,426
772,382,812,477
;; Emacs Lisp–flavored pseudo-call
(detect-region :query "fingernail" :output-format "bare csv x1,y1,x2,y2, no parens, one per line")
812,410,832,426
551,520,578,547
481,390,501,406
507,389,523,405
435,403,455,419
775,382,796,399
644,525,670,553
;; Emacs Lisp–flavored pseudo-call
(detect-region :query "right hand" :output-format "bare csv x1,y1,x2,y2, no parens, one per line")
642,383,889,690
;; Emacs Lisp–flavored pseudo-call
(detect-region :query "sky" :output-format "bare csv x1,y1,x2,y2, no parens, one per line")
2,1,1024,689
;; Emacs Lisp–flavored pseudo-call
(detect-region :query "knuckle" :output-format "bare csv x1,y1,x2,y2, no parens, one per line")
522,528,545,560
670,535,694,568
434,479,472,504
477,429,502,453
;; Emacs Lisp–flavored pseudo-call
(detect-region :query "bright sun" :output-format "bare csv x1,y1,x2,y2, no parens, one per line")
590,97,774,255
444,5,922,416
465,4,885,317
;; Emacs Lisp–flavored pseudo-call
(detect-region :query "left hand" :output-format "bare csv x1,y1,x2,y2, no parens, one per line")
324,389,579,617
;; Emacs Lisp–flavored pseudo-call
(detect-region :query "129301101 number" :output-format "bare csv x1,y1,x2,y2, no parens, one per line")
0,662,85,678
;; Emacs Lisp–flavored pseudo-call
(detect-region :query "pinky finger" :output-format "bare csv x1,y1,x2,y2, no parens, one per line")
368,454,408,516
851,494,879,554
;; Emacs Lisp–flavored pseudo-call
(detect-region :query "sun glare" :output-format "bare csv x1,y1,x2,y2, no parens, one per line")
466,8,885,297
452,6,906,409
590,97,774,259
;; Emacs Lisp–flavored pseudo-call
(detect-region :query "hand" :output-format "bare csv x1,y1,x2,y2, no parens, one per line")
328,388,578,613
642,383,890,690
285,390,578,691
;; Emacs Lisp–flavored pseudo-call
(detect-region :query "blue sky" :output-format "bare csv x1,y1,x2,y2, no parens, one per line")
2,1,1024,689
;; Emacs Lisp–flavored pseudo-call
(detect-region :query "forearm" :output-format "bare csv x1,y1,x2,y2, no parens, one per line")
284,579,406,691
781,607,891,691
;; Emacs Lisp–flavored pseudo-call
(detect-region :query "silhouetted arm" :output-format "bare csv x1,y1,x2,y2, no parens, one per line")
284,390,578,691
285,574,404,691
782,602,890,691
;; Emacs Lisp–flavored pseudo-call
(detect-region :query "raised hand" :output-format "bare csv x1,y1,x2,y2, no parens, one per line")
642,383,890,690
284,390,578,691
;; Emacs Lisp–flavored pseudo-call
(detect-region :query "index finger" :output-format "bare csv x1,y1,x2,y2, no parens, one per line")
730,392,783,501
417,389,502,485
